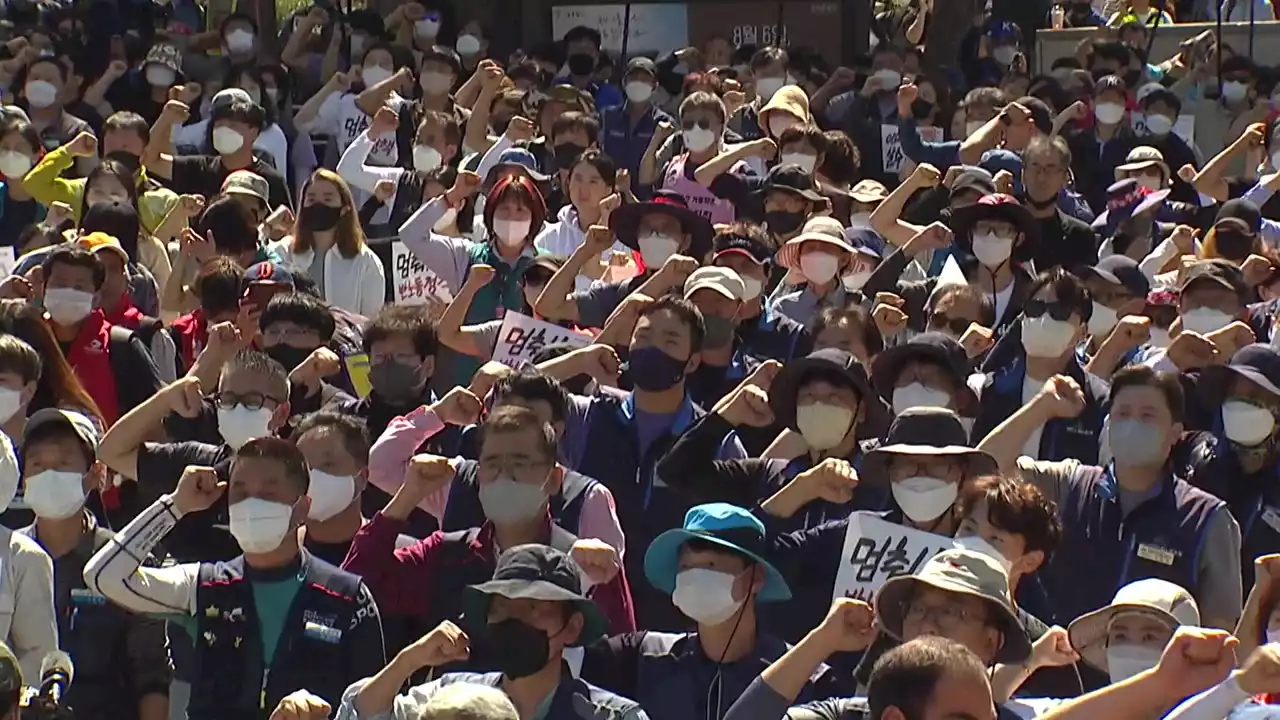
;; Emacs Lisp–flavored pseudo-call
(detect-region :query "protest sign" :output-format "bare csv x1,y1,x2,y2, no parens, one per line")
833,513,957,602
492,313,592,368
881,125,944,174
345,353,372,399
392,241,452,306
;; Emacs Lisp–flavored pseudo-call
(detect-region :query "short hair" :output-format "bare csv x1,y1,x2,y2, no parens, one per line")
417,682,518,720
81,198,141,261
42,247,105,290
1109,366,1185,423
1091,41,1133,67
868,637,988,719
1022,134,1072,168
493,368,570,423
819,130,860,186
220,349,290,400
420,109,462,146
233,436,310,492
103,111,151,143
957,475,1062,558
813,303,884,357
550,111,600,145
961,86,1008,111
563,25,602,48
260,292,336,342
679,91,727,125
194,256,245,317
639,295,706,356
0,334,40,383
778,125,827,153
294,411,371,465
928,283,996,327
362,305,439,359
1026,267,1092,323
196,196,258,255
211,100,266,133
749,45,788,71
479,405,557,461
23,415,94,467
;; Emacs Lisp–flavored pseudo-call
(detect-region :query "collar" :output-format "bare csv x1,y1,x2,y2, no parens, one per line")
1101,461,1172,506
24,510,98,559
243,549,306,582
619,391,697,433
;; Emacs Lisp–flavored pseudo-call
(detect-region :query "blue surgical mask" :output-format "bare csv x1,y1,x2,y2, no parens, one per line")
1108,418,1167,466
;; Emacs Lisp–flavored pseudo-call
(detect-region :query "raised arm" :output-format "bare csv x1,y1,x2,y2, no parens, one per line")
1193,123,1263,202
870,162,937,248
976,375,1084,475
99,377,205,480
336,110,406,195
436,265,498,358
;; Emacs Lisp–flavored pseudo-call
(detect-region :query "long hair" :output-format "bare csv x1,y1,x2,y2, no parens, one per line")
0,300,104,426
290,169,367,260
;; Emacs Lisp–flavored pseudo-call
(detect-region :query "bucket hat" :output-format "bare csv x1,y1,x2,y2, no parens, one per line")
1067,578,1200,672
645,503,791,602
863,407,998,482
463,544,608,647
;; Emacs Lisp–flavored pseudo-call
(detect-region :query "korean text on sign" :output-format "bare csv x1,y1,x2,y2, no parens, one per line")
881,125,943,175
492,313,592,368
832,513,957,602
392,241,452,306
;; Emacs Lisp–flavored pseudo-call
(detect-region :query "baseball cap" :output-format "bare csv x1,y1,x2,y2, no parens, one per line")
78,232,129,264
950,166,997,197
625,56,658,79
684,266,746,302
713,232,773,265
462,544,608,646
1094,75,1129,98
23,408,100,456
243,261,296,288
1179,258,1248,298
221,170,270,206
1077,254,1150,299
212,87,253,111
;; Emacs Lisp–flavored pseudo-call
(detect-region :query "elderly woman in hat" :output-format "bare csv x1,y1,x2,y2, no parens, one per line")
767,217,868,329
1067,578,1200,687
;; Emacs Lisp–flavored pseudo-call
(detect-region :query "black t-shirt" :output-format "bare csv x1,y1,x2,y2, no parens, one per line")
170,155,291,209
0,196,40,247
1031,210,1099,272
105,73,166,126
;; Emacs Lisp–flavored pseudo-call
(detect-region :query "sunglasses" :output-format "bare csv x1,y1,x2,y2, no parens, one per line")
928,313,973,336
681,118,712,131
1023,298,1077,322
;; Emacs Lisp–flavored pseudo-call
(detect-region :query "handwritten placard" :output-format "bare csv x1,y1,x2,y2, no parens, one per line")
391,241,452,306
833,513,957,602
492,312,592,368
881,125,943,175
551,4,689,55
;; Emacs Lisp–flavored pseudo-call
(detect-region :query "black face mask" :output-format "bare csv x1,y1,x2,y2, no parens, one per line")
765,209,806,236
479,618,554,679
300,204,343,232
553,143,587,168
491,116,513,135
1215,229,1256,261
567,53,596,76
910,99,935,121
369,359,424,402
265,344,313,372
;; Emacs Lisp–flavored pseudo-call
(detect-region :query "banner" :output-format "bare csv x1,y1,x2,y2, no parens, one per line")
881,125,943,175
391,241,452,306
492,313,592,368
833,513,957,602
551,4,688,56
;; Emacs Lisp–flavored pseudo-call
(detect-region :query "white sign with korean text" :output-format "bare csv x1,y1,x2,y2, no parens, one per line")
492,312,592,368
881,125,943,175
551,4,689,56
391,241,452,306
833,513,957,602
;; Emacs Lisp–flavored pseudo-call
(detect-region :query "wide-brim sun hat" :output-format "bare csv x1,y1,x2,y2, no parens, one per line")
768,348,890,433
609,191,715,260
644,503,791,602
1067,578,1200,672
862,407,998,483
870,332,979,411
775,217,858,272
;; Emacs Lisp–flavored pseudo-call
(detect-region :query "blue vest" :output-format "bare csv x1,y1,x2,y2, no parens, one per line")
739,307,807,364
772,445,889,533
441,460,598,536
972,355,1106,466
442,242,540,387
1047,464,1223,625
188,552,373,720
433,668,641,719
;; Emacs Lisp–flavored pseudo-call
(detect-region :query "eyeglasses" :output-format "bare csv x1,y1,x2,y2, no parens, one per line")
1023,298,1077,322
215,391,284,411
902,599,983,630
928,313,973,336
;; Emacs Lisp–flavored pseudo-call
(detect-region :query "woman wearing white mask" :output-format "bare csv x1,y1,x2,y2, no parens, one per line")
769,216,859,329
1067,579,1199,688
0,119,44,247
15,57,92,175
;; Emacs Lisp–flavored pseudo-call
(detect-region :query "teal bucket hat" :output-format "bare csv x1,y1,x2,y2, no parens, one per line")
644,503,791,602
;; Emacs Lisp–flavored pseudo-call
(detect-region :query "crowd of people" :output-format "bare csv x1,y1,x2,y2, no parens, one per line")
5,0,1280,718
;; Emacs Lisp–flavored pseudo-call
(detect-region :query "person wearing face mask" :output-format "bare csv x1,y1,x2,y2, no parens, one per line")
1132,88,1198,189
978,365,1243,632
343,405,635,643
0,428,53,685
1076,255,1152,372
1066,76,1142,214
1201,200,1267,269
726,46,791,142
78,232,177,384
145,96,291,210
15,57,92,175
971,269,1108,465
82,43,182,126
872,332,978,423
536,191,713,329
652,91,740,227
1066,579,1198,693
170,81,292,186
84,437,387,718
219,15,259,63
601,57,675,179
534,150,633,293
553,26,623,110
17,408,171,720
250,292,359,414
579,503,831,720
0,118,44,246
341,543,644,720
1156,261,1253,371
1021,136,1100,272
709,226,812,364
679,267,759,408
768,217,859,329
1191,56,1260,172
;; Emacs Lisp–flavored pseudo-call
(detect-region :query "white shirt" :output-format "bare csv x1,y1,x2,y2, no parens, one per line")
1021,375,1047,459
303,92,403,212
0,526,58,682
992,281,1016,325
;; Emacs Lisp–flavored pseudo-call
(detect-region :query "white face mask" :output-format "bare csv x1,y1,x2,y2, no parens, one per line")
1020,315,1077,358
892,382,952,414
1088,302,1119,338
965,120,986,138
414,18,440,38
625,81,653,103
843,271,872,292
145,65,176,88
225,29,255,54
800,252,840,284
212,127,245,155
740,276,763,301
970,231,1013,267
25,80,58,109
1223,80,1249,104
362,65,394,88
0,387,21,424
455,34,482,56
216,405,273,450
1222,400,1276,446
795,402,854,450
479,474,548,524
638,233,680,268
872,69,902,90
992,45,1018,66
1180,307,1234,335
683,127,717,153
1106,644,1163,684
229,497,295,554
1144,114,1174,136
779,152,817,173
420,71,453,95
1094,102,1125,125
952,533,1013,572
0,151,31,179
306,470,355,522
671,568,744,625
1135,173,1162,192
43,288,94,325
891,476,958,523
755,77,785,100
493,219,531,246
413,145,443,172
24,469,86,519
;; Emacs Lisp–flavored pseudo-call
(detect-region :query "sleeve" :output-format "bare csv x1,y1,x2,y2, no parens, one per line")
1261,218,1280,251
1241,181,1275,208
897,116,961,169
357,250,387,317
723,676,806,720
570,282,625,329
81,494,200,615
124,599,174,698
1196,505,1244,628
337,132,405,195
311,92,346,137
1164,674,1252,719
8,535,58,682
366,406,449,515
576,483,626,560
22,145,81,211
171,120,206,149
397,197,471,293
1013,457,1076,509
345,582,387,688
473,135,514,184
764,520,847,593
340,513,442,616
589,569,637,635
655,412,780,508
149,324,180,385
260,126,291,183
332,676,444,720
168,156,205,195
579,633,644,700
266,172,291,210
119,336,165,414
